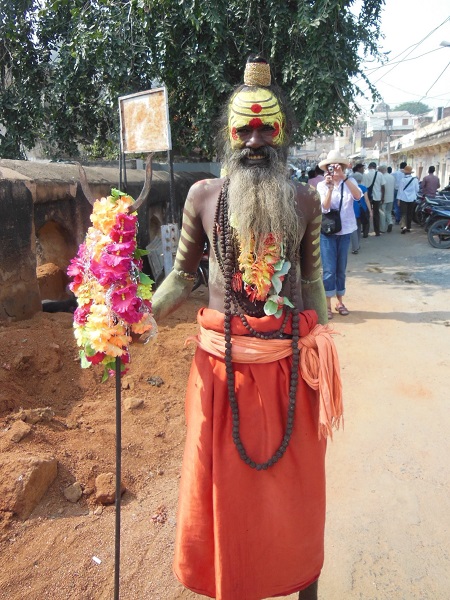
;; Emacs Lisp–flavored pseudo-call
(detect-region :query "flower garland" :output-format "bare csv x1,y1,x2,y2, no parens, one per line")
67,189,157,381
232,232,293,317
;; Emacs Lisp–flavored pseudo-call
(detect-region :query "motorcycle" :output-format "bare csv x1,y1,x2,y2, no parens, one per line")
415,194,450,229
426,205,450,249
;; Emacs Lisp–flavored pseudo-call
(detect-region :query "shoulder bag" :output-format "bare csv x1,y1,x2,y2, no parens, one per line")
367,171,378,201
321,181,344,235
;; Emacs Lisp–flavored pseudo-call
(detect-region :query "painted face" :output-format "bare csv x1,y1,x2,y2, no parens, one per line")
228,87,285,149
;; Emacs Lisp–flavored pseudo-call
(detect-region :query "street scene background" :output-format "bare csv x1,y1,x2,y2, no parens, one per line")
0,220,448,599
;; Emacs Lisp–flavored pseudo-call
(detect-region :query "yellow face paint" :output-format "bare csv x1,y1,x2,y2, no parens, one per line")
228,87,285,148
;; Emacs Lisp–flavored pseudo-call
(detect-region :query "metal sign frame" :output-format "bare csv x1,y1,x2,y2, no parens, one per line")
118,87,172,154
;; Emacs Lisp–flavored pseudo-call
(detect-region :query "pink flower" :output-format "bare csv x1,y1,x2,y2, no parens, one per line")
67,248,86,288
90,254,131,285
106,239,136,256
86,352,106,365
133,258,143,271
111,213,137,236
111,284,143,323
109,227,136,243
74,302,92,325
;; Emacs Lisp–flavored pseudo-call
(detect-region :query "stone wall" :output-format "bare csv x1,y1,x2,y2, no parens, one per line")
0,159,212,321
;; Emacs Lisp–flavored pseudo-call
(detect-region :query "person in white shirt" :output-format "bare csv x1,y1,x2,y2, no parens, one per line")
317,150,361,318
378,165,395,232
397,165,420,233
362,162,386,236
392,161,406,223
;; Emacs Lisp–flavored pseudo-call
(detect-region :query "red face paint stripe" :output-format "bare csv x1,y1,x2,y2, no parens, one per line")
248,118,263,129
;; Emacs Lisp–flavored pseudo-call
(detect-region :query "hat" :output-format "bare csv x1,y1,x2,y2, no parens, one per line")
318,150,351,171
403,165,413,174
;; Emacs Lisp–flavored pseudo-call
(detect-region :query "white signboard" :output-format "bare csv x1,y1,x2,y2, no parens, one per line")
118,87,171,153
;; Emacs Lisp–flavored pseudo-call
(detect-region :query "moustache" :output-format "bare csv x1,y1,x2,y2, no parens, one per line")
238,147,271,160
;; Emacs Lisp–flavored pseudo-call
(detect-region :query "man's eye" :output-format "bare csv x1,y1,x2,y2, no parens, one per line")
236,127,251,135
262,125,275,132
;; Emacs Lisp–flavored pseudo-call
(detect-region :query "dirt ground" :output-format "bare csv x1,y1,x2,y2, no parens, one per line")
0,223,449,600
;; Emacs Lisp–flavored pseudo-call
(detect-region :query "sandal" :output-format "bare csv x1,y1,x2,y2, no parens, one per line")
327,308,334,320
335,304,350,316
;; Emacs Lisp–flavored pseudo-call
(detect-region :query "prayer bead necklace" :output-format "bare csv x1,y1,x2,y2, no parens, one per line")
212,181,301,470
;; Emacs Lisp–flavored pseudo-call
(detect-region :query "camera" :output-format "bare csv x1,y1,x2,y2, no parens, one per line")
328,165,335,174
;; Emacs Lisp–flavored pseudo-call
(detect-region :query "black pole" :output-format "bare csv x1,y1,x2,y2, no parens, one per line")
114,356,122,600
122,152,128,194
167,149,175,224
119,149,123,191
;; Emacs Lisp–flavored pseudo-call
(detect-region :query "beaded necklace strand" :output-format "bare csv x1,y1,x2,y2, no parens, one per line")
212,180,301,470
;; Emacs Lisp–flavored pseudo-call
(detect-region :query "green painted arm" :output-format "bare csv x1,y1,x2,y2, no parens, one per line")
151,270,194,322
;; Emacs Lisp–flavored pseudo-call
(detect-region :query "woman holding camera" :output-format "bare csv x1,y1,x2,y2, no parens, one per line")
317,150,361,319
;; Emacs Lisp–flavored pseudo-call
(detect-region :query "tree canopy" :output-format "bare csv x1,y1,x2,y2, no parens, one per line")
393,101,431,116
1,0,385,160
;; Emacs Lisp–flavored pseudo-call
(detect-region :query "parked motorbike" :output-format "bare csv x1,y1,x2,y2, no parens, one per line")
426,205,450,249
415,194,450,229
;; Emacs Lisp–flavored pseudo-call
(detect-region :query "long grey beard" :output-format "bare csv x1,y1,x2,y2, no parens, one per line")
224,146,300,258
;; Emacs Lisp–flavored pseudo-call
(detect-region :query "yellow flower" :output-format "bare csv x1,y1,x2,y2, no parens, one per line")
75,281,105,306
90,196,133,234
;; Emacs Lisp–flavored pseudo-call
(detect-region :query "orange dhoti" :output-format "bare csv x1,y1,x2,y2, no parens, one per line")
173,308,342,600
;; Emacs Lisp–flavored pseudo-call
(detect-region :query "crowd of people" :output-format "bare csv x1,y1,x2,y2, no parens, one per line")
302,150,443,319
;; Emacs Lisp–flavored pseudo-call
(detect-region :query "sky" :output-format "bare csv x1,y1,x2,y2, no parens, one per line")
354,0,450,113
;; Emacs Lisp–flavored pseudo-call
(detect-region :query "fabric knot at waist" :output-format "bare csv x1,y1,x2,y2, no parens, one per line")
186,308,343,439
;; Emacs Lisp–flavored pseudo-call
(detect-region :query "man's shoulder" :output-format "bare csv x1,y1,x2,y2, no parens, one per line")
189,176,224,197
294,181,321,213
294,179,320,197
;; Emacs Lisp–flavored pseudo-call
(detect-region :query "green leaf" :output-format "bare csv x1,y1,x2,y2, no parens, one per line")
134,248,149,259
263,299,279,316
111,188,128,199
276,260,291,276
271,274,283,294
79,350,91,369
139,272,153,286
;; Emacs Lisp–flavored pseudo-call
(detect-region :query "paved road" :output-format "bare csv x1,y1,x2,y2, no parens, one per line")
278,224,450,599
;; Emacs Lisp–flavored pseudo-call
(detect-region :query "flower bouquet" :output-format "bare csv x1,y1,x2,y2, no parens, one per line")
68,188,157,381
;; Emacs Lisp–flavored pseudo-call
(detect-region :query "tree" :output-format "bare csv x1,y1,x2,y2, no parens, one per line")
0,1,46,158
393,101,431,115
1,0,386,160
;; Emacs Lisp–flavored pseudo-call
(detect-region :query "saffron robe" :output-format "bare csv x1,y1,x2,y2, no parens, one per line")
173,308,341,600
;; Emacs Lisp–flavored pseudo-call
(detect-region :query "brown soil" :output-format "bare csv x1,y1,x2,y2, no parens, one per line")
0,226,449,600
0,288,208,600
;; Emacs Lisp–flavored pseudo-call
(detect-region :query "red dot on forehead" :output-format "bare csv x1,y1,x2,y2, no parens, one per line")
250,104,262,114
249,118,263,129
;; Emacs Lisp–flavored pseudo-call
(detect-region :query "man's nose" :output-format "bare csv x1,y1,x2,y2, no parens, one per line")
245,129,265,148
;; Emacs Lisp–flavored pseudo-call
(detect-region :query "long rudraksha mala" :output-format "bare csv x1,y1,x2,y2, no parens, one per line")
212,180,301,470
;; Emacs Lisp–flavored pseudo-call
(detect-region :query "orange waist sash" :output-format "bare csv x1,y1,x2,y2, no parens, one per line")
187,310,343,439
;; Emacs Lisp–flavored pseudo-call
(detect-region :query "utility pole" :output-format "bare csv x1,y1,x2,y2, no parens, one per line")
385,104,392,166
